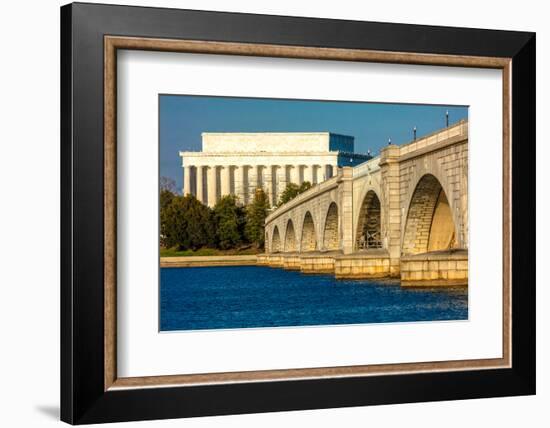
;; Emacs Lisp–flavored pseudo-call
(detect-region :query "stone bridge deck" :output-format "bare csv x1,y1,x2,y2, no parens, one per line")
263,121,469,286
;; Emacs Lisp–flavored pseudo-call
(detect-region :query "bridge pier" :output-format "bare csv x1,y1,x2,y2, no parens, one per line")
256,250,467,286
400,250,468,286
266,254,284,268
334,250,390,279
340,167,355,255
379,144,402,277
256,253,269,266
300,252,337,274
282,253,302,270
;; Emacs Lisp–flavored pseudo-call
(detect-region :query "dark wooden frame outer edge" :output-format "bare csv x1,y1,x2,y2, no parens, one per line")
61,2,536,424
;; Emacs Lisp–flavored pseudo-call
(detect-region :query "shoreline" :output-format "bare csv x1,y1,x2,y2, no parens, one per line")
161,253,467,287
160,255,258,268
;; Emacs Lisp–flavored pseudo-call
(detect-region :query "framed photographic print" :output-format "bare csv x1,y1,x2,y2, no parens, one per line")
60,2,536,424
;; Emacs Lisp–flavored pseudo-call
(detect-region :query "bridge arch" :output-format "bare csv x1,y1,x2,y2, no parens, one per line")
271,226,281,253
284,219,297,252
322,202,339,251
300,211,317,252
355,190,382,250
402,158,465,248
402,173,458,255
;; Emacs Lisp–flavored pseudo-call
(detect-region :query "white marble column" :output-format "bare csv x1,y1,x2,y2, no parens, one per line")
235,165,245,204
276,165,287,203
264,166,274,206
312,165,319,184
207,166,217,207
290,165,300,185
183,165,191,195
220,165,231,197
248,166,258,203
190,166,197,196
196,166,204,203
304,164,314,185
324,164,333,180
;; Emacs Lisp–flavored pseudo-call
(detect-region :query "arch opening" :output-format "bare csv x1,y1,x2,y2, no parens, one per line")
284,220,297,252
322,203,339,251
356,190,382,250
271,226,281,253
300,211,317,252
402,174,458,255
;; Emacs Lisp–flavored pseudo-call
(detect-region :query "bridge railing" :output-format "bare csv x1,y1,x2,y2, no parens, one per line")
357,231,382,250
265,171,341,223
352,156,381,179
399,120,468,157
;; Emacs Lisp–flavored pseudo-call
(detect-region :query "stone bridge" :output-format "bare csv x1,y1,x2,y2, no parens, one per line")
259,120,469,286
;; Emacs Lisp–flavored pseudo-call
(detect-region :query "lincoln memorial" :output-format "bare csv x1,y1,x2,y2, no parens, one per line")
180,132,372,207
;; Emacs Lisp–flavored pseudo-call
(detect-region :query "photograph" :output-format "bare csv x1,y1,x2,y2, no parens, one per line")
159,95,469,331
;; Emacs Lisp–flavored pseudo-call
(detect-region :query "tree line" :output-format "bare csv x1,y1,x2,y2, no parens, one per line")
160,177,312,252
160,186,271,251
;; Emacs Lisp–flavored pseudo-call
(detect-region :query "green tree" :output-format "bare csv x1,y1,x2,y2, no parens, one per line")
161,194,214,250
245,187,270,248
299,181,312,193
159,189,176,248
160,189,175,212
277,181,312,206
213,195,246,250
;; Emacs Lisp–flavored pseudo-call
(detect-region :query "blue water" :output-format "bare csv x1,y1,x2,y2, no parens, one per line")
160,266,468,331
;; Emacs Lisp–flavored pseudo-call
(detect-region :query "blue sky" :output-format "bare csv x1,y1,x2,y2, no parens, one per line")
160,95,468,191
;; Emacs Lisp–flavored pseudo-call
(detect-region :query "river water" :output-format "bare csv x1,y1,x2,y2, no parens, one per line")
160,266,468,331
